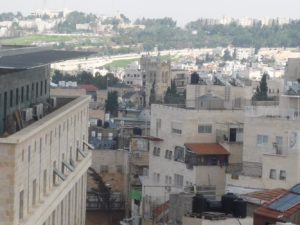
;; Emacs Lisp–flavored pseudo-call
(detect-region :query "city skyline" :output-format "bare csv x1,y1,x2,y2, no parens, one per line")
1,0,300,25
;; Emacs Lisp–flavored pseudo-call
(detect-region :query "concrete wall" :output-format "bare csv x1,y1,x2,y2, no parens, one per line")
0,95,91,225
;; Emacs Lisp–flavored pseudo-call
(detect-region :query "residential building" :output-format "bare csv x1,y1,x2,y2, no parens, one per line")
0,47,92,225
142,104,244,220
123,61,143,87
171,69,190,95
285,58,300,81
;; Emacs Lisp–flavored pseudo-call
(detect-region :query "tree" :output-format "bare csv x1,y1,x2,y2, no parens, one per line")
253,73,269,101
222,49,233,61
105,91,119,117
233,48,237,59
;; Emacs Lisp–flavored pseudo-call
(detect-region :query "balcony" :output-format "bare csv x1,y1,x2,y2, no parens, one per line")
263,144,288,157
130,151,149,166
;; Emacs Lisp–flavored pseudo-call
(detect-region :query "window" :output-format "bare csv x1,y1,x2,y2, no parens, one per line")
36,82,39,98
279,170,286,180
21,86,24,103
274,136,283,154
257,135,268,146
171,121,182,135
43,170,47,195
174,174,184,187
153,172,160,183
165,175,172,185
156,119,161,129
16,88,19,105
40,81,43,96
174,146,184,162
269,169,276,179
44,80,47,94
19,190,24,220
153,147,161,156
198,125,212,133
165,150,172,160
32,179,37,205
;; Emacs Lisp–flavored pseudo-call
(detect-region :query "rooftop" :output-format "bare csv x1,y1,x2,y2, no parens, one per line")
242,188,287,204
255,183,300,220
79,84,98,92
185,143,230,155
0,49,94,69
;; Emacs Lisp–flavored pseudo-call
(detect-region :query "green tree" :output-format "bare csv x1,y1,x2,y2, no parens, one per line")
253,73,269,101
105,91,119,117
222,49,233,61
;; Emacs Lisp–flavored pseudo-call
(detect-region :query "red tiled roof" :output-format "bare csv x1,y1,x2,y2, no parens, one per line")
184,143,230,155
243,188,287,203
79,84,98,92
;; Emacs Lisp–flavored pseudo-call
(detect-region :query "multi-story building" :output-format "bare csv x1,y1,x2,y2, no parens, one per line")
0,47,92,225
140,54,171,105
171,69,190,95
142,104,244,220
285,58,300,82
123,62,143,87
227,89,300,191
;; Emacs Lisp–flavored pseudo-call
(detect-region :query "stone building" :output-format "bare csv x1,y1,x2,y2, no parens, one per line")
140,54,171,106
0,47,92,225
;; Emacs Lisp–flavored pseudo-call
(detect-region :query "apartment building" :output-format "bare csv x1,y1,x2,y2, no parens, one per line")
140,54,171,105
227,94,300,191
143,104,244,217
0,48,92,225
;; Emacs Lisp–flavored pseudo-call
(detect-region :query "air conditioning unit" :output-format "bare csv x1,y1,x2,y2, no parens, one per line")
33,103,44,119
21,108,33,122
49,97,57,108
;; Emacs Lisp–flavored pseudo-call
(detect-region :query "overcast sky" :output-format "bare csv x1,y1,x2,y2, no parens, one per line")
1,0,300,25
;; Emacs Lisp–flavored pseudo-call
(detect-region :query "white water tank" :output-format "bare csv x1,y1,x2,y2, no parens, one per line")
105,113,110,121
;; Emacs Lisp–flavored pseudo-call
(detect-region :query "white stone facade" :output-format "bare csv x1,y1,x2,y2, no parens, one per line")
0,96,91,225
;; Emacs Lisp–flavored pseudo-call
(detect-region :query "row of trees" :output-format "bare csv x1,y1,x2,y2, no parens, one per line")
52,70,119,89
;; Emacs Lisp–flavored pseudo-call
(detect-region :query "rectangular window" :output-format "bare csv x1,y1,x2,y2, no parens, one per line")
156,119,161,129
269,169,276,179
153,147,161,156
198,125,212,133
153,172,160,183
36,82,38,98
274,136,283,154
19,190,24,220
280,170,286,180
40,81,43,96
26,85,29,101
174,174,184,187
32,179,37,205
165,150,172,159
10,89,13,107
16,88,19,105
44,80,47,94
257,135,268,146
21,86,24,103
171,121,182,135
43,170,47,195
174,146,184,162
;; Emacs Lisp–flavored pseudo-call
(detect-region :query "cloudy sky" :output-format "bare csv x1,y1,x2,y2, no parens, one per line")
1,0,300,25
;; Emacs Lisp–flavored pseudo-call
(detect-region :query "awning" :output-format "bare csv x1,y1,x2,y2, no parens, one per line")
83,140,95,150
185,143,230,155
62,160,75,172
77,148,87,158
53,168,66,181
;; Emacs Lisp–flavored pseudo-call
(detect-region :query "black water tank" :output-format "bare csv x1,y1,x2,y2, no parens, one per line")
97,119,103,127
133,127,142,136
192,194,207,214
207,200,223,212
233,198,247,218
103,121,110,128
221,193,238,215
191,72,200,84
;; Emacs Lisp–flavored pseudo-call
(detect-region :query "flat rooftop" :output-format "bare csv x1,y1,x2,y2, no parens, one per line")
0,49,94,69
0,96,90,140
